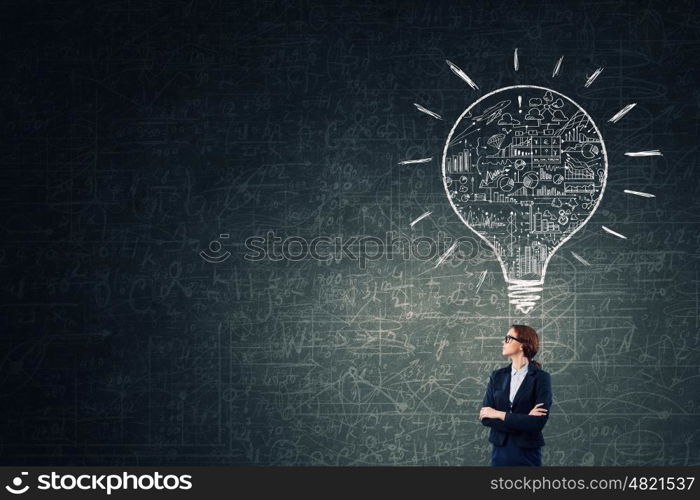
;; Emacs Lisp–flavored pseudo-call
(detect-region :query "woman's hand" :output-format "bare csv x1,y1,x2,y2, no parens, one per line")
479,406,506,421
528,403,548,417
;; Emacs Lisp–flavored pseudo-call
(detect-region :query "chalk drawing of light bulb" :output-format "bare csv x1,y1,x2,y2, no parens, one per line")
441,85,607,314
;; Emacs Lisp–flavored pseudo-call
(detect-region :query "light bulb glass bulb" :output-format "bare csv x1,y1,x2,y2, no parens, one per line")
442,85,607,314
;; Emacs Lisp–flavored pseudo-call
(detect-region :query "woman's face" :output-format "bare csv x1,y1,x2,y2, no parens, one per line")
502,327,523,357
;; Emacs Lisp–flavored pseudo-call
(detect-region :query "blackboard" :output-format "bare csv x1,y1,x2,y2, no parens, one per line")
0,0,698,466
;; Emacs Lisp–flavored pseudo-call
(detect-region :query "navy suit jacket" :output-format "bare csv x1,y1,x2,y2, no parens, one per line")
480,362,552,448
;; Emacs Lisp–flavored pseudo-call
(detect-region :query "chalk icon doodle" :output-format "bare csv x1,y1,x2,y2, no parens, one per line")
405,54,661,315
442,85,607,314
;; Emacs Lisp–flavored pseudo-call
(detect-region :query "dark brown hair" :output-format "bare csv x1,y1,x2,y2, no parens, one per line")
511,324,541,369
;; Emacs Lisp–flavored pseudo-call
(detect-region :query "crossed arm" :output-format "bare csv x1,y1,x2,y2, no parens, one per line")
479,371,552,433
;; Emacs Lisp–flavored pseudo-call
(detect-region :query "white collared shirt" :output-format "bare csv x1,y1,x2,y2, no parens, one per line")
509,359,529,404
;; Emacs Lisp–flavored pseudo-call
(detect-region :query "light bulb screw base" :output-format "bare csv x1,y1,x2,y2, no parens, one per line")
507,280,543,315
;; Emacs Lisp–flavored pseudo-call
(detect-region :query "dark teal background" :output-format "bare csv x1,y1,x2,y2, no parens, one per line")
1,0,699,465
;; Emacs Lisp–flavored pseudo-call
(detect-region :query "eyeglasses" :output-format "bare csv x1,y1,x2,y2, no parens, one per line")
504,335,522,344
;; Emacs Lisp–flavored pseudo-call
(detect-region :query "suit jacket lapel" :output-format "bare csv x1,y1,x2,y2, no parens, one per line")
496,370,510,408
501,370,510,392
511,362,537,409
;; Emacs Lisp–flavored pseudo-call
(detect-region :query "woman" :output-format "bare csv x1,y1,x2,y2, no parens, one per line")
478,324,552,466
